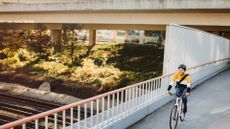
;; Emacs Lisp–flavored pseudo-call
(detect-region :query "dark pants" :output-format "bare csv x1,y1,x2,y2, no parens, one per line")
175,87,187,113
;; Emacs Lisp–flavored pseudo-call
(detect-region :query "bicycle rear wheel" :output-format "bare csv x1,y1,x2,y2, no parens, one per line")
169,105,179,129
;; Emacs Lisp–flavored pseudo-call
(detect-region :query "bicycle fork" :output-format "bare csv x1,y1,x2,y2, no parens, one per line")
175,97,183,117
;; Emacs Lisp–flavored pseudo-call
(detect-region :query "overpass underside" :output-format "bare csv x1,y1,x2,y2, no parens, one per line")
0,11,230,39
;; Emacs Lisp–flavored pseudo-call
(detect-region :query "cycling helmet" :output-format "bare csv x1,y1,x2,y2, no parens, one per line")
178,64,187,71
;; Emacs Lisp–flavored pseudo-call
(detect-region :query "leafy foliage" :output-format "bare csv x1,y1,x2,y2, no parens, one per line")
0,30,164,93
33,61,69,77
70,59,122,91
0,48,37,71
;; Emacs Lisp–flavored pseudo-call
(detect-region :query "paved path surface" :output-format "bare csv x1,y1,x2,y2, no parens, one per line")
128,69,230,129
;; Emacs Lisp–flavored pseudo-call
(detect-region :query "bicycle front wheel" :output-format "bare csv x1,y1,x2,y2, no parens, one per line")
169,105,179,129
180,103,185,121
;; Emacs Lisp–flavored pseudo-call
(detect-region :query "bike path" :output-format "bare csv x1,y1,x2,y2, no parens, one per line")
128,69,230,129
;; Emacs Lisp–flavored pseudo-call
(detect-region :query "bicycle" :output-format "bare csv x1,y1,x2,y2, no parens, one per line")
169,92,186,129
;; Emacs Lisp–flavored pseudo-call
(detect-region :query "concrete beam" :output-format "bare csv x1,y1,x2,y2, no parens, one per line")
0,23,62,30
0,12,230,26
0,0,230,12
2,24,230,36
0,23,166,30
82,24,166,30
190,26,230,32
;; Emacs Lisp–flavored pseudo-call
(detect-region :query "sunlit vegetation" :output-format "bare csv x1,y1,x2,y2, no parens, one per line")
0,29,164,97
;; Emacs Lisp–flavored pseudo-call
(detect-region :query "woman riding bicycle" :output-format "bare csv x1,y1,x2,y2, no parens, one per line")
167,64,191,113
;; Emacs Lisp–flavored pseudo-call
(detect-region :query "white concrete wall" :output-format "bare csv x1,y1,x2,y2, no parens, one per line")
163,24,230,74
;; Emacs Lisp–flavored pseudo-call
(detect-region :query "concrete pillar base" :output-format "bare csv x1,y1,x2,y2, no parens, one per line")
139,30,145,44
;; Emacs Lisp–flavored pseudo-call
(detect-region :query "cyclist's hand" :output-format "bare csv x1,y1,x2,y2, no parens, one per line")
186,92,190,96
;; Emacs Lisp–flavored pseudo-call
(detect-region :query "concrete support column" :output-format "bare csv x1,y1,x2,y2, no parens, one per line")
139,30,145,44
50,30,62,52
89,30,96,46
51,30,62,43
112,30,117,42
125,31,129,43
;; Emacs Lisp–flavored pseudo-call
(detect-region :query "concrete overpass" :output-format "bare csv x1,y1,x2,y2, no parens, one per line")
0,0,229,47
0,0,230,45
0,0,230,31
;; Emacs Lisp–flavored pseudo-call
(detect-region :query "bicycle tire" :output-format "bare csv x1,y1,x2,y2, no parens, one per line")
180,103,185,121
169,105,179,129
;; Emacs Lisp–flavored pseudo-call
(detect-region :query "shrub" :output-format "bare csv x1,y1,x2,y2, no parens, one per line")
71,59,123,90
17,48,37,62
48,53,72,66
0,56,20,71
0,48,36,71
33,61,69,77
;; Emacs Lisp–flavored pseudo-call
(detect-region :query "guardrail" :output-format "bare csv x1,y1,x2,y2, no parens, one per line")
0,58,229,129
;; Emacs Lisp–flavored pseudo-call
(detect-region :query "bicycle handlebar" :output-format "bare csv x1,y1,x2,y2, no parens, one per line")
167,92,187,97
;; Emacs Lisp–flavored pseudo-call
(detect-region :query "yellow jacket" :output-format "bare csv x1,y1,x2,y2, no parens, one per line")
170,73,191,88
